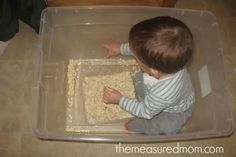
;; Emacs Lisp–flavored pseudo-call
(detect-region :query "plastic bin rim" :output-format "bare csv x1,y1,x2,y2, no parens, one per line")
33,123,235,142
40,5,217,20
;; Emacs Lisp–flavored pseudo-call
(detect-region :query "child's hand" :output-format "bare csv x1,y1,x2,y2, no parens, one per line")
103,86,123,104
103,42,121,58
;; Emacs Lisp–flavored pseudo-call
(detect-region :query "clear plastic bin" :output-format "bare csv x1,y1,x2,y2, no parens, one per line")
33,6,234,142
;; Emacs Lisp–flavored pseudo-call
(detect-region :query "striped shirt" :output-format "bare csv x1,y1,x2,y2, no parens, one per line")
119,43,195,119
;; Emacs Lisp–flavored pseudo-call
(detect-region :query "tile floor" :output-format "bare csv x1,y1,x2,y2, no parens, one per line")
0,0,236,156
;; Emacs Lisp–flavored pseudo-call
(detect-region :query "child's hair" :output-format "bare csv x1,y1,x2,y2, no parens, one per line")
129,16,193,74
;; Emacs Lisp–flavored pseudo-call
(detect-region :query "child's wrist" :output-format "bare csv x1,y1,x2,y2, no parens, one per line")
118,95,125,106
116,95,122,104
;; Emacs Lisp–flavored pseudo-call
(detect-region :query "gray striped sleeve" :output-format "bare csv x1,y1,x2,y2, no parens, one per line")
120,43,133,56
119,93,170,119
119,68,194,117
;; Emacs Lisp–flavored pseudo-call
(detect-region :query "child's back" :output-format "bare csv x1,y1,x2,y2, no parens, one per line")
103,16,195,135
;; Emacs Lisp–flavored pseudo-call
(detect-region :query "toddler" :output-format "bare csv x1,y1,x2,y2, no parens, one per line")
103,16,195,135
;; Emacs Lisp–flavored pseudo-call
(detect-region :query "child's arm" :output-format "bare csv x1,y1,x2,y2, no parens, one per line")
119,95,166,119
103,42,133,57
103,87,169,119
120,43,133,56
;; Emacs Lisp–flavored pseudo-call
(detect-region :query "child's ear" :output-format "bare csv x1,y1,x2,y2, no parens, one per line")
150,68,159,78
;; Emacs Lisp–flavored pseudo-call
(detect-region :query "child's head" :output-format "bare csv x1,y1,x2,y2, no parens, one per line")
129,16,193,76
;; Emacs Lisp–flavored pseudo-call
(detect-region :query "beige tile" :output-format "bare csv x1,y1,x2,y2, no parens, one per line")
0,88,22,133
0,61,25,94
21,134,105,157
0,22,37,60
20,104,34,134
18,61,35,93
20,134,55,157
22,34,38,60
0,114,21,133
0,133,21,157
0,35,27,60
0,60,25,133
0,41,9,56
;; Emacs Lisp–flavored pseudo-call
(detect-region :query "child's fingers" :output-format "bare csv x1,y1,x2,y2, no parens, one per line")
103,86,108,90
102,44,112,50
103,97,108,103
104,86,113,91
104,86,109,91
102,44,108,48
103,92,108,101
103,87,113,97
103,90,109,98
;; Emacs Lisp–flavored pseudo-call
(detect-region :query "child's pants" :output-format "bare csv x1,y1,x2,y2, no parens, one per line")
130,72,194,135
